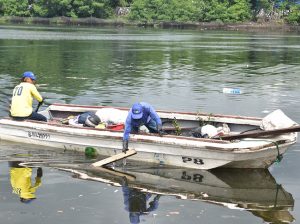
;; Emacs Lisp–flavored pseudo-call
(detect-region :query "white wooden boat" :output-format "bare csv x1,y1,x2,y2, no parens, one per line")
42,163,294,224
0,103,298,170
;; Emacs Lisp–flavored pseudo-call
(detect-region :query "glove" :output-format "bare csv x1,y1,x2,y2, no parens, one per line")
122,140,129,153
35,100,44,112
37,167,43,178
41,96,47,104
41,97,50,106
157,124,163,137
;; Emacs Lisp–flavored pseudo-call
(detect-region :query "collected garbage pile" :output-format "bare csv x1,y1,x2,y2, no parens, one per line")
190,123,230,138
62,108,127,131
161,118,231,139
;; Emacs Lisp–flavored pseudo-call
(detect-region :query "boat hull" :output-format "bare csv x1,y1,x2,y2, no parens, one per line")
0,118,296,170
0,103,298,170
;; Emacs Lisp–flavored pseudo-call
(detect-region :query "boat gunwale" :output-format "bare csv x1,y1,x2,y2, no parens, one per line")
50,103,263,121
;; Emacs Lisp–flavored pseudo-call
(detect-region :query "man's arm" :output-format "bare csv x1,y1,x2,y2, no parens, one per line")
148,105,162,125
123,114,132,141
123,114,132,152
31,85,43,102
147,195,160,212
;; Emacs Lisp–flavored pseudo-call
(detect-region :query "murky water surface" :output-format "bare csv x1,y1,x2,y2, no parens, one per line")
1,25,300,223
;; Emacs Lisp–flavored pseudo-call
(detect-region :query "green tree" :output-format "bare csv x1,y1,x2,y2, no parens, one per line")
110,0,133,7
0,0,297,24
286,4,300,24
168,0,206,22
202,0,229,22
203,0,252,22
72,0,110,18
29,0,111,18
129,0,206,22
0,0,31,16
32,0,74,17
227,0,252,22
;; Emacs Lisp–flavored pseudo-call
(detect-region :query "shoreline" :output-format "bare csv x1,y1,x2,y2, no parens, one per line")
1,16,300,32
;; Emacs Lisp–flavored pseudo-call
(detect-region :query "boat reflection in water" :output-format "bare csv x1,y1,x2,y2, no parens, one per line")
49,162,294,224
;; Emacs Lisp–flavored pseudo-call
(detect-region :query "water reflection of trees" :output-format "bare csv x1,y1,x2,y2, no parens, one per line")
1,30,300,103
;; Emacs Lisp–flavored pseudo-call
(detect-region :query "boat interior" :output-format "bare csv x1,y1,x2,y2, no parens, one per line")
40,106,262,140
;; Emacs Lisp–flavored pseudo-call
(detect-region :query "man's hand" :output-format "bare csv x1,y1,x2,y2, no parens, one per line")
40,96,48,104
122,140,129,153
41,97,51,105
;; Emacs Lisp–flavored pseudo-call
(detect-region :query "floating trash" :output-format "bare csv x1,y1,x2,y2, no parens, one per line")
85,147,98,158
222,88,242,94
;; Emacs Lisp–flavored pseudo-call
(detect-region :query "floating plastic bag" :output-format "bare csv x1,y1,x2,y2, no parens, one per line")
260,109,297,130
201,124,218,138
216,123,230,136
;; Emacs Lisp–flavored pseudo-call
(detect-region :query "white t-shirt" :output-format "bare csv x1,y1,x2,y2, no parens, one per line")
95,108,127,124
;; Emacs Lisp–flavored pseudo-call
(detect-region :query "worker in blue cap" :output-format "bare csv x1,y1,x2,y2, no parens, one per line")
10,71,47,122
122,102,163,152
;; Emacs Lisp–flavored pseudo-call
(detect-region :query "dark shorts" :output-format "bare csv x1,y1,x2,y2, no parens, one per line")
78,111,95,124
131,118,159,134
12,112,47,122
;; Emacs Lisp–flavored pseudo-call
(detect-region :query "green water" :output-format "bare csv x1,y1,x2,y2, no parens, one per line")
0,24,300,224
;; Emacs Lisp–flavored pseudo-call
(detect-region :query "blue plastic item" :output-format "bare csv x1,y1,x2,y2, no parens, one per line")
222,88,242,94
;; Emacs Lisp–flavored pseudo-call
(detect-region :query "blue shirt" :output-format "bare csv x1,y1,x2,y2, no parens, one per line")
122,186,159,213
123,102,162,141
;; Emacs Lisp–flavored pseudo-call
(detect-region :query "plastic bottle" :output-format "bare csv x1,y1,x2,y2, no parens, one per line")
222,88,242,94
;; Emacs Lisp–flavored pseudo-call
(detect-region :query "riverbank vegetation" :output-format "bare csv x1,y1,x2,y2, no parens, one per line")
0,0,299,26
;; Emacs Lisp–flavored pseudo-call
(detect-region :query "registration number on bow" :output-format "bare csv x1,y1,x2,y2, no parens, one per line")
182,156,204,165
28,131,50,139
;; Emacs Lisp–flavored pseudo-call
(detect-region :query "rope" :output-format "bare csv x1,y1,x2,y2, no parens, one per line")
242,139,283,164
273,184,281,208
273,141,283,163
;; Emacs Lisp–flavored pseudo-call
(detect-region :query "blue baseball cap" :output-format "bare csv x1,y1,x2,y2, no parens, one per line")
22,71,36,80
131,103,143,120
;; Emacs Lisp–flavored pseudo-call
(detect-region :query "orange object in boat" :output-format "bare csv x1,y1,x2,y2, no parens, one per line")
107,124,124,130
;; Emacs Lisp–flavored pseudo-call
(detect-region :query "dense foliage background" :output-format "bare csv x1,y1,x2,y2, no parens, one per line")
0,0,299,24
